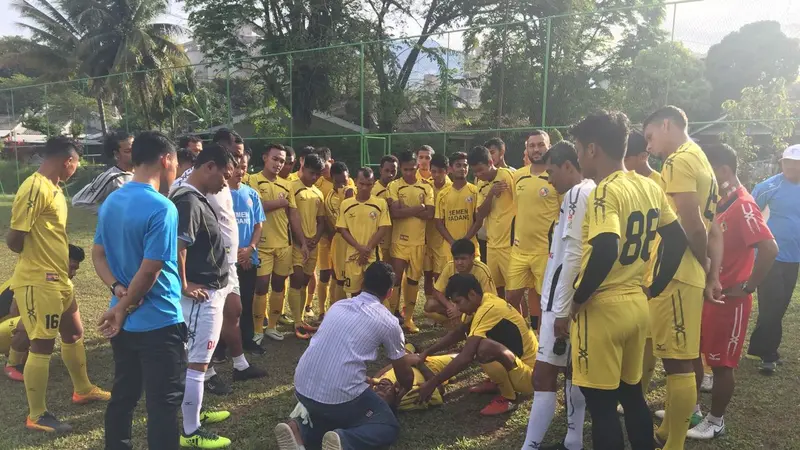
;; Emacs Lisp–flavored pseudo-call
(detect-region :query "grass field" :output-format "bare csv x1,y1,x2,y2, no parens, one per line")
0,194,798,450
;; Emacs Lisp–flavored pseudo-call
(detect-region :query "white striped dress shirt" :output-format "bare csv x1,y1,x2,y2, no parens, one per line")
294,291,406,404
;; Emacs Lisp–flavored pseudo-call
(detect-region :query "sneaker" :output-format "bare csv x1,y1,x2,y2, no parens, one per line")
480,395,517,416
265,328,285,341
278,314,294,326
200,410,231,424
469,379,499,394
760,361,777,375
72,385,111,404
403,320,420,334
243,342,267,355
295,327,312,340
700,373,714,392
321,431,343,450
26,411,72,433
205,374,233,396
253,333,265,345
304,305,313,314
687,416,726,440
655,409,704,427
275,422,303,450
233,365,268,382
180,426,231,448
4,364,23,382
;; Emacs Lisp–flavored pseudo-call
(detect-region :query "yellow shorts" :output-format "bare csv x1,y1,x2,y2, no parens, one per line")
316,237,333,271
13,286,73,340
343,255,378,294
506,249,549,292
257,247,292,277
332,234,348,281
390,243,425,281
650,280,703,360
0,316,19,354
487,247,512,288
424,243,450,274
292,245,319,275
571,293,649,390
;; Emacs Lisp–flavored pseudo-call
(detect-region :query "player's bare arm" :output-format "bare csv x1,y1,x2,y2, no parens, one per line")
420,324,469,359
288,208,309,260
237,222,261,269
389,198,425,219
434,218,456,245
725,237,778,298
5,229,26,254
261,197,289,212
705,221,724,302
416,335,482,404
416,203,435,220
177,241,208,301
389,355,415,398
672,191,710,271
571,232,619,318
366,226,390,254
311,215,325,248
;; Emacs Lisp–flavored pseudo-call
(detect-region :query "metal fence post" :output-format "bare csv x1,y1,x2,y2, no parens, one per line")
360,43,366,166
11,89,19,190
542,17,551,128
44,84,51,137
288,55,294,150
226,58,233,128
665,2,679,106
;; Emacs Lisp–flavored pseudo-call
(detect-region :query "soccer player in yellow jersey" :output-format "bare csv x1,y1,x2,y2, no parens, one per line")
249,144,308,343
279,145,298,181
388,151,435,333
485,137,515,171
569,111,688,449
643,106,723,450
434,152,480,257
467,145,516,298
325,162,356,306
425,239,495,321
337,167,392,295
7,137,110,433
292,145,314,183
416,274,538,416
507,130,560,330
375,155,398,261
293,146,316,313
423,154,452,317
416,145,434,182
288,153,326,339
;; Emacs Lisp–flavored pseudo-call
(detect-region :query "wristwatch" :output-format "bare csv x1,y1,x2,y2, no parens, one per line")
110,281,122,295
742,281,756,294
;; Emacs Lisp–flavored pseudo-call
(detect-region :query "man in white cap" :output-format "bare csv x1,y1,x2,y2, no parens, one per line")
746,144,800,374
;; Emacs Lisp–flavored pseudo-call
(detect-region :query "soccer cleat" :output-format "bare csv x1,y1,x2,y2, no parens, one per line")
72,386,111,404
4,364,23,382
233,365,268,382
200,410,231,425
278,314,294,326
304,305,313,314
275,422,303,450
295,327,312,340
26,411,72,433
205,374,233,396
265,329,285,341
687,416,726,440
321,431,343,450
403,320,420,334
760,361,777,375
654,409,703,427
480,395,517,416
180,426,231,448
469,379,499,394
540,444,581,450
700,373,714,392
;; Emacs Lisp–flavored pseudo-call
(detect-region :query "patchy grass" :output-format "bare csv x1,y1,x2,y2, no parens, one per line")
0,194,798,449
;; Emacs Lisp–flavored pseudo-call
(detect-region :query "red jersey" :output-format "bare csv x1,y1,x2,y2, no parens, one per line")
716,186,773,290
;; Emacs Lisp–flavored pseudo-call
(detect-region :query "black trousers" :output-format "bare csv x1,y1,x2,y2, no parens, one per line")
238,264,258,343
748,261,800,362
105,323,187,450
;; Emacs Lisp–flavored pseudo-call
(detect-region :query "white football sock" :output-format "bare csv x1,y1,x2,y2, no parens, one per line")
183,369,205,435
233,354,250,371
204,366,216,381
522,390,557,449
564,380,587,450
707,413,723,425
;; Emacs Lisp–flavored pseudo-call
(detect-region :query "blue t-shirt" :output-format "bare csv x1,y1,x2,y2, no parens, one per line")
752,173,800,263
231,184,266,265
95,182,183,332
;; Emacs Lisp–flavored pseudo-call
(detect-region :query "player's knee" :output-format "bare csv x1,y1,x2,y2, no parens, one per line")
423,300,439,314
662,358,694,375
30,338,56,355
289,272,304,289
533,364,559,391
271,276,286,293
188,362,208,372
224,298,243,319
319,270,331,283
255,277,270,295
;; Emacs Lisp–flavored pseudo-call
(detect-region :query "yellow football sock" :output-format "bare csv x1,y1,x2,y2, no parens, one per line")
288,287,304,325
658,373,696,448
24,352,50,421
267,291,285,330
386,286,401,312
641,339,657,395
403,281,419,323
481,362,516,400
61,338,93,395
8,348,25,366
253,293,267,333
317,281,329,314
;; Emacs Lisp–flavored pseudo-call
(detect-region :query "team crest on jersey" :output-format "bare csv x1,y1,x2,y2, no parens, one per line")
466,195,473,203
278,192,286,200
369,211,378,220
539,187,550,197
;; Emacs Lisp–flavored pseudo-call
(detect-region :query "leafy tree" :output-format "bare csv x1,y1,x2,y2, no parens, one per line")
706,21,800,112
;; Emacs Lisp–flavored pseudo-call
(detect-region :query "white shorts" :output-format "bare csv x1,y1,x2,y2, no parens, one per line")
536,311,570,367
227,263,240,296
181,288,227,364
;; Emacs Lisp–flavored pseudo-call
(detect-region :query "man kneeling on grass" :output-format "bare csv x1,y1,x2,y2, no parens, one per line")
415,273,538,415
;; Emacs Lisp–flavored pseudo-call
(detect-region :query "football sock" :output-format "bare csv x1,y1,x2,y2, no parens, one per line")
267,291,285,330
641,339,657,395
204,366,216,380
317,280,329,315
61,337,93,395
402,281,419,324
253,293,267,332
481,361,516,400
24,352,50,421
288,287,304,325
8,348,24,366
564,380,587,450
707,413,723,425
659,373,696,449
232,354,249,371
183,369,205,435
522,390,557,448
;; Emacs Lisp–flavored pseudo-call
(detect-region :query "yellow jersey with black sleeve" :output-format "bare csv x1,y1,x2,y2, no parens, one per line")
469,293,538,368
661,141,718,288
476,167,516,249
388,178,434,246
285,172,300,182
513,166,560,254
643,170,664,287
425,177,452,251
291,179,325,239
379,355,455,410
575,170,678,299
434,260,496,295
250,172,296,249
336,196,392,261
10,172,71,290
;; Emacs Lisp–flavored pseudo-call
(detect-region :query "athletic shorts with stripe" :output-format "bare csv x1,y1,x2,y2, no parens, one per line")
649,280,703,360
181,287,229,364
701,295,752,368
13,286,73,340
537,311,570,367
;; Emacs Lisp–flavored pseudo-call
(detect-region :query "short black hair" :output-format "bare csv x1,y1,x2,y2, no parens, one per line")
131,131,174,166
178,135,202,149
177,148,197,166
362,261,396,297
529,130,550,140
431,153,449,170
303,153,324,172
103,130,132,159
42,136,82,158
298,145,315,160
285,145,296,158
445,273,483,300
357,167,374,180
417,145,435,155
315,146,332,161
195,143,237,169
331,161,349,176
398,150,415,165
545,141,580,170
265,143,287,157
467,146,491,166
484,137,505,150
449,152,467,166
68,244,85,262
643,105,688,130
703,143,738,174
451,239,476,257
212,128,240,146
626,132,648,157
379,155,399,168
569,111,630,161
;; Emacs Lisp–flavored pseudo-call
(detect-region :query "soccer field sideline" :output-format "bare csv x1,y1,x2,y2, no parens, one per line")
0,196,798,450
